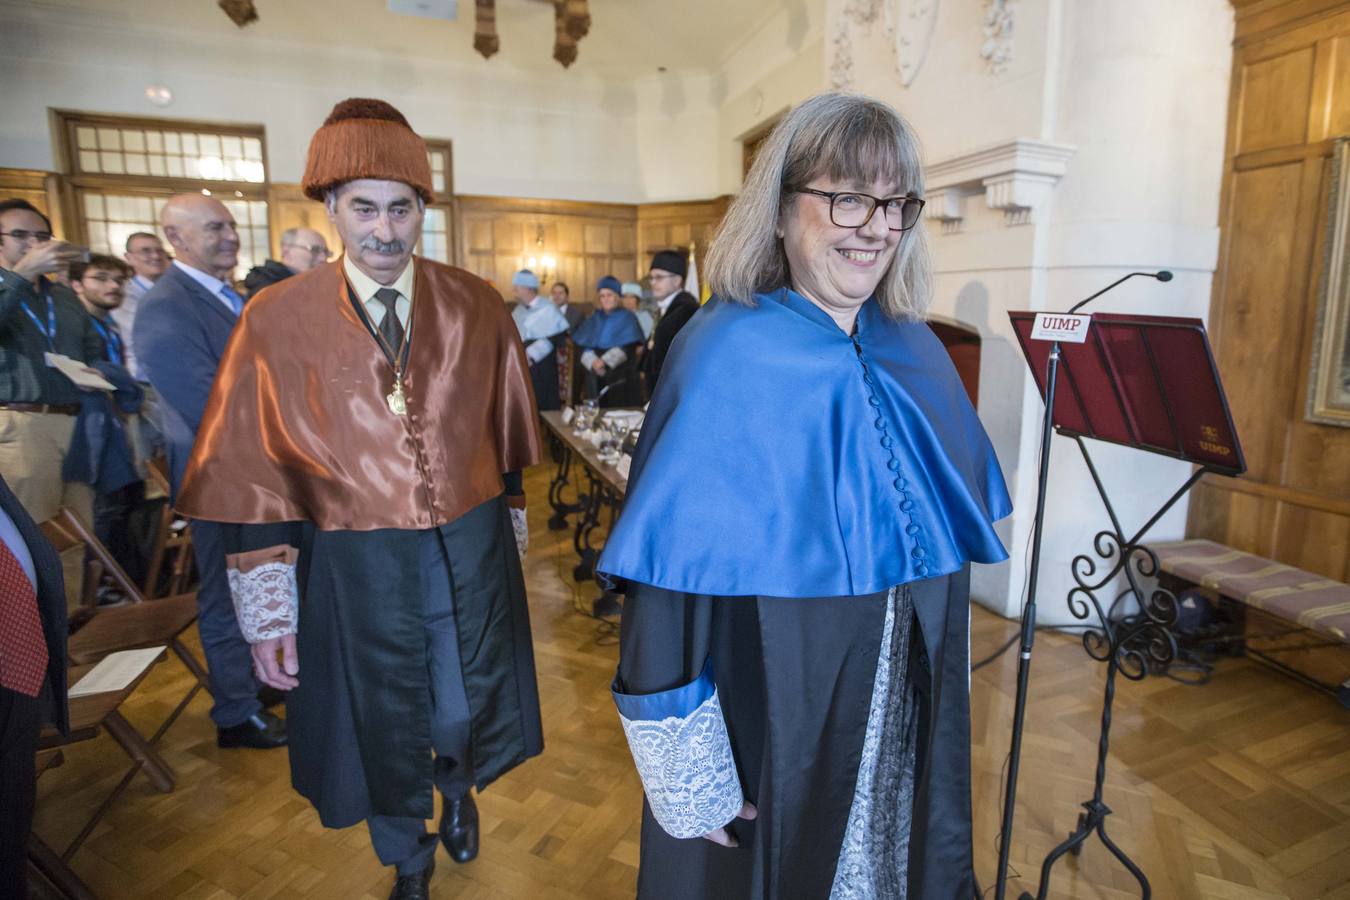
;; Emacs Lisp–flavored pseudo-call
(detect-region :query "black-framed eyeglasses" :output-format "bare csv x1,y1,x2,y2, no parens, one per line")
0,230,53,243
793,188,925,232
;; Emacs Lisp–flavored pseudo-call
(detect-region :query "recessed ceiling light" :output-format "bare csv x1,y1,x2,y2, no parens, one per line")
145,84,173,107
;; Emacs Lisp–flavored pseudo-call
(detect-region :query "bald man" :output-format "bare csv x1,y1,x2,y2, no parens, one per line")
243,226,331,298
135,193,287,750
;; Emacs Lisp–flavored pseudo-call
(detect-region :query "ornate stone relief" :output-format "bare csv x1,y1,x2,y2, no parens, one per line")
885,0,940,87
830,0,883,90
924,139,1075,230
980,0,1015,74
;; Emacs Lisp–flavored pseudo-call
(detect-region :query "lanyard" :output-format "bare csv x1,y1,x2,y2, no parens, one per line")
21,293,56,351
90,317,122,367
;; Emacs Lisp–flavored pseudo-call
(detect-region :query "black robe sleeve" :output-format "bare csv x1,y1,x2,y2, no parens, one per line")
616,582,714,695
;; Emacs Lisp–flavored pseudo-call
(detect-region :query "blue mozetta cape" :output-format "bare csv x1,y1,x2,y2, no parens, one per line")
573,307,644,349
598,288,1012,597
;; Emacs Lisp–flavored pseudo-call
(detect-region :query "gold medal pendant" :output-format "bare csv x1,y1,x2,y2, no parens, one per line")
387,379,407,416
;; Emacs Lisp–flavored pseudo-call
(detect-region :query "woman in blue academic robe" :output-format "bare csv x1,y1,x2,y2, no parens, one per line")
573,275,646,408
599,92,1012,899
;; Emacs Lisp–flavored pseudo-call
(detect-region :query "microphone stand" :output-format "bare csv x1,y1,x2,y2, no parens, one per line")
993,271,1171,900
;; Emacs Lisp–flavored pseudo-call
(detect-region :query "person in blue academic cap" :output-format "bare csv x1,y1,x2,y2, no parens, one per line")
599,92,1013,899
573,275,645,408
510,268,569,410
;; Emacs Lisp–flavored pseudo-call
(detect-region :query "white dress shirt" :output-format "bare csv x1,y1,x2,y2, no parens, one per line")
343,255,412,329
172,260,241,315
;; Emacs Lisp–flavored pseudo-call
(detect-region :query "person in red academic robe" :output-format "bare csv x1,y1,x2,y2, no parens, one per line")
176,99,544,900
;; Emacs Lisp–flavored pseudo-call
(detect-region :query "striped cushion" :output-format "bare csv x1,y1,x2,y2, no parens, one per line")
1153,539,1350,643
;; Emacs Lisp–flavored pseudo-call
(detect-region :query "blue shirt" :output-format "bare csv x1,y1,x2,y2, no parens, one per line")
0,504,37,591
172,260,242,316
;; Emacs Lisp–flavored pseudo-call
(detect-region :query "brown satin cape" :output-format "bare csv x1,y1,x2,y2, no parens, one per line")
177,256,541,527
178,256,544,824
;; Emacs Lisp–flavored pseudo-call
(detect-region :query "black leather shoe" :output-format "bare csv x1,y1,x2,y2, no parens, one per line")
217,710,287,749
438,792,479,863
388,859,434,900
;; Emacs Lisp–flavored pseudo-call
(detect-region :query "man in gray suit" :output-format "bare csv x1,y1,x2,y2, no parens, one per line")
135,193,286,750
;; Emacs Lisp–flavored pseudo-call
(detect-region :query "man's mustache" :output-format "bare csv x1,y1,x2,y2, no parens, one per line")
361,236,405,254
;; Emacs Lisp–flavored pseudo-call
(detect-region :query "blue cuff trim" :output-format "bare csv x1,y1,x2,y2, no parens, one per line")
612,659,714,722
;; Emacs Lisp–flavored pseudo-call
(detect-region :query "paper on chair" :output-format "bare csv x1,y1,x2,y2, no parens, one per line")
68,647,164,697
44,352,115,391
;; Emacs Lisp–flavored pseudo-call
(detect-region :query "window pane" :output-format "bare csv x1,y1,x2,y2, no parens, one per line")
77,127,97,149
146,131,163,153
181,132,198,155
148,155,167,176
167,156,185,177
243,137,262,161
222,135,242,160
125,154,148,176
122,130,145,153
83,194,105,218
164,132,181,154
97,128,121,150
87,221,108,253
79,150,100,173
100,151,125,174
198,134,221,157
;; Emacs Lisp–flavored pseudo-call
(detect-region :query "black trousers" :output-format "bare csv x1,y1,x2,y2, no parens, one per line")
93,479,147,587
0,687,40,900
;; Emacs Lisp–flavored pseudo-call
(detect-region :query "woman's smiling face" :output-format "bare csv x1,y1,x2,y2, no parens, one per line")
779,176,904,333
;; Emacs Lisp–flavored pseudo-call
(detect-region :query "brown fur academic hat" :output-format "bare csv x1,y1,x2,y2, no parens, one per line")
301,98,434,204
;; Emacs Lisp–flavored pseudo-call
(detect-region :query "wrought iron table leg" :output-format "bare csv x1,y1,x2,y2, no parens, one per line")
547,440,581,530
572,471,604,581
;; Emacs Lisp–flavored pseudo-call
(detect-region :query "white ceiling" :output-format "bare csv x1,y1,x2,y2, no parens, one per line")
35,0,785,76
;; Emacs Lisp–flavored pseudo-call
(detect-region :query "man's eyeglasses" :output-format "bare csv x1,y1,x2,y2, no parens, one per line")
793,189,925,232
285,241,330,259
0,230,53,243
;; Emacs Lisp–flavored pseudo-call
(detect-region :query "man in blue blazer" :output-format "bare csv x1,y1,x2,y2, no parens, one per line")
0,471,67,899
134,194,285,750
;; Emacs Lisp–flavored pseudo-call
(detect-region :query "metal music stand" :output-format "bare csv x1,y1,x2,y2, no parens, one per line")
1000,312,1246,900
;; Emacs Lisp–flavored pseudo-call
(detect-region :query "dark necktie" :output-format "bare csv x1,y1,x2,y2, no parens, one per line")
0,538,47,698
375,288,404,352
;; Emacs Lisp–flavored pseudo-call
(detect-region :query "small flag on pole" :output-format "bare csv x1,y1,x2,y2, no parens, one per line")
686,242,711,304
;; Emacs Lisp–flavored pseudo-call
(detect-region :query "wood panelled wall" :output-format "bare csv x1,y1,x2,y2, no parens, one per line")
266,184,340,258
637,197,731,287
0,168,71,238
456,195,638,296
455,195,731,299
1188,0,1350,580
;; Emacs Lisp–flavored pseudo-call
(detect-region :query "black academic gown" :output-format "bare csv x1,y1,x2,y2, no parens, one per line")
616,567,974,900
641,291,699,397
581,342,644,408
227,494,540,827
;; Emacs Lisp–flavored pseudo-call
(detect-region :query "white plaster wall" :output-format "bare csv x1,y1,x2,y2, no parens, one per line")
840,0,1234,620
0,4,646,202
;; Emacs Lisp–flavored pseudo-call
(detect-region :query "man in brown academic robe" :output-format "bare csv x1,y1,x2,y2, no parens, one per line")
176,99,543,900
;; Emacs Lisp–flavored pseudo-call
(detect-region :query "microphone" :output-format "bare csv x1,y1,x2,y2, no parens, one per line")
1068,270,1173,314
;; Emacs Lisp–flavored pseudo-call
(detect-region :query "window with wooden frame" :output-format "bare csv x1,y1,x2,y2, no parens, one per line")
54,110,271,274
420,139,455,264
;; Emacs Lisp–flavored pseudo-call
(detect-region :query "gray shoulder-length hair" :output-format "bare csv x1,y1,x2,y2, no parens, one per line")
706,92,933,321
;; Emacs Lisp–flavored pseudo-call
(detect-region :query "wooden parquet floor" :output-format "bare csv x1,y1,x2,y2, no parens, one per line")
32,465,1350,899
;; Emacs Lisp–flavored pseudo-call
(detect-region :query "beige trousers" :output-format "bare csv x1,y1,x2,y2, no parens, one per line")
0,409,94,526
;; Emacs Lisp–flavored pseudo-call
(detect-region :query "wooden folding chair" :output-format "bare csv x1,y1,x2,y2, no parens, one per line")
142,458,195,599
46,508,210,738
29,654,173,899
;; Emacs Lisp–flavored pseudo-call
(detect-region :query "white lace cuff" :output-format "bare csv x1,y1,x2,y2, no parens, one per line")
510,506,528,558
600,347,627,369
226,545,299,643
613,663,744,839
579,349,600,370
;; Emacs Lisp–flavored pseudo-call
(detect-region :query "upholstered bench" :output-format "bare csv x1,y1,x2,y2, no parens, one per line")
1153,539,1350,706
